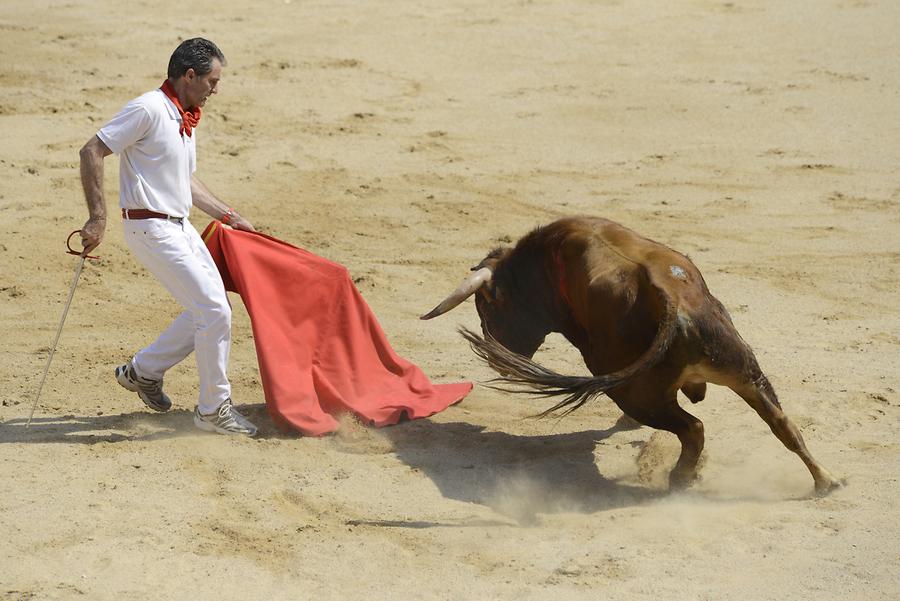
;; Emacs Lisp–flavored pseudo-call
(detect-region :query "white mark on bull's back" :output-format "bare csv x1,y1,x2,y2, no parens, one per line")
670,265,687,280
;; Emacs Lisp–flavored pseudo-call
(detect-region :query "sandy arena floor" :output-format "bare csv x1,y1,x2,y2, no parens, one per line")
1,1,898,599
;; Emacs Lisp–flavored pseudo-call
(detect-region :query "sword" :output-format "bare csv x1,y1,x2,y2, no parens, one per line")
26,231,99,428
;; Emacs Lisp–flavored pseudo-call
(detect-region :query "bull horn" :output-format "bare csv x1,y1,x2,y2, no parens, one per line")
420,267,493,320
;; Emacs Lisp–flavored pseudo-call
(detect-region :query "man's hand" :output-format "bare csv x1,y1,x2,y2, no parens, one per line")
190,176,256,232
80,216,107,256
229,212,255,232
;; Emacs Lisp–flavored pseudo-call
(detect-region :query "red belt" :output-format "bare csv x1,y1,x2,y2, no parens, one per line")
122,208,184,223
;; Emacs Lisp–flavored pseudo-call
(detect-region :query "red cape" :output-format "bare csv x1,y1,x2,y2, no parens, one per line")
201,222,471,436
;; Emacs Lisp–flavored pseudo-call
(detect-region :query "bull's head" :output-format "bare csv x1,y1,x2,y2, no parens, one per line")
421,247,548,358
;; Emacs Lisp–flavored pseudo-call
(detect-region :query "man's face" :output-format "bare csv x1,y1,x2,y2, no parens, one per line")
184,58,222,109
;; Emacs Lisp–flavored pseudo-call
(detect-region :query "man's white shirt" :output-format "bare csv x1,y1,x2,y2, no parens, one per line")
98,89,197,218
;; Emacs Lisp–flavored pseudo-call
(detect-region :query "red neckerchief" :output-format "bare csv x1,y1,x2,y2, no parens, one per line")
160,79,201,138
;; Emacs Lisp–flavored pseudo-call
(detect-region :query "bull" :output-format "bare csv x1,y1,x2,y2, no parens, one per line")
421,216,840,495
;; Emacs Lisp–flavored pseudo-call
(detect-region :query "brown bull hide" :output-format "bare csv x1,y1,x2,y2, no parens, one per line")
425,216,840,495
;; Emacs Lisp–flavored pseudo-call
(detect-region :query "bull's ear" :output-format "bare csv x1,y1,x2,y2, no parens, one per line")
470,257,488,271
472,247,508,272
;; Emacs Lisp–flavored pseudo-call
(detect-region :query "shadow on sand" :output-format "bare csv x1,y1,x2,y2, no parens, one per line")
380,418,662,525
3,406,664,524
0,403,279,444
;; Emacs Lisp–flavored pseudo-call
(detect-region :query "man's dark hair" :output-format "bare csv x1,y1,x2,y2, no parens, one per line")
167,38,226,79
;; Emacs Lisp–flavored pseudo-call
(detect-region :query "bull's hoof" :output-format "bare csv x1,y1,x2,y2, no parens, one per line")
812,464,843,496
814,475,843,496
668,469,699,492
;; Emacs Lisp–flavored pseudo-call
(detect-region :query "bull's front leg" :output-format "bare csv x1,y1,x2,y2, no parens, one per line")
613,389,706,491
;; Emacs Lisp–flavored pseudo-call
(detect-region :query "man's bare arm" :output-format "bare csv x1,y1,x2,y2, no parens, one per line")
79,135,112,254
190,176,255,231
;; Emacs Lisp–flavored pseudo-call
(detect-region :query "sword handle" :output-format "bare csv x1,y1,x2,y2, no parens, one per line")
66,230,100,260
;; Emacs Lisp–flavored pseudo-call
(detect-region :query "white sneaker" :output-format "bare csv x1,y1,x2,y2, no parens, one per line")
115,362,172,412
193,398,258,437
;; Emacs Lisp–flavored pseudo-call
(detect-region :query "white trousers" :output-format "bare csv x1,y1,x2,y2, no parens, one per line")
123,218,231,414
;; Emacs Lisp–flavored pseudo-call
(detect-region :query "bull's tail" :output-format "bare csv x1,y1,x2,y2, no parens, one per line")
460,291,678,417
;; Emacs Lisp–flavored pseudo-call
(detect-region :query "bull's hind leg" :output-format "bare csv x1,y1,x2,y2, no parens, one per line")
731,373,840,495
615,392,705,491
